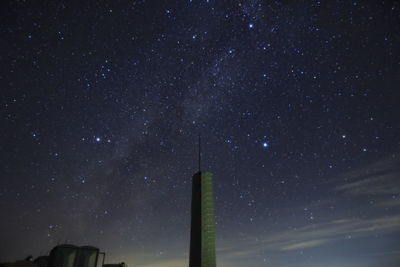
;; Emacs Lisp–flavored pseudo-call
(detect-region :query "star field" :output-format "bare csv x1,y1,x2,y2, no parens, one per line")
1,1,400,267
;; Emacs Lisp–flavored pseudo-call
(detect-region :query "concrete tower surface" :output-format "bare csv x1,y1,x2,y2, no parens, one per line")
189,171,216,267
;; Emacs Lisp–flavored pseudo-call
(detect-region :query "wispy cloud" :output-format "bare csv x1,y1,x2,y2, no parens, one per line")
335,156,400,196
218,214,400,260
376,198,400,207
279,239,329,251
217,156,400,262
336,173,400,195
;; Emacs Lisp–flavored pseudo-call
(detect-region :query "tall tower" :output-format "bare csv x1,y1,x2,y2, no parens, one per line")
189,138,216,267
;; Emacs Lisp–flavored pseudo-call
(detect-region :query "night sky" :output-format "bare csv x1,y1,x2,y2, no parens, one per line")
1,1,400,267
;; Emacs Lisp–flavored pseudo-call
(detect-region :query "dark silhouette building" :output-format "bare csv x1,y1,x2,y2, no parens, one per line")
189,171,216,267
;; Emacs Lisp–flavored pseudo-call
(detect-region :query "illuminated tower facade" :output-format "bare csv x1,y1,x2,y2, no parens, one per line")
189,171,216,267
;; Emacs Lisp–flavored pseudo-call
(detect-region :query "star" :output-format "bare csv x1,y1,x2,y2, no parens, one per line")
262,142,269,148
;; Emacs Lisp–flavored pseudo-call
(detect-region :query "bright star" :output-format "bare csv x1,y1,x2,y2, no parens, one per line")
248,23,254,29
95,137,101,142
262,142,269,148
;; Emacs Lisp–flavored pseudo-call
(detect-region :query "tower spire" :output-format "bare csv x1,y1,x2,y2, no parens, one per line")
198,134,201,173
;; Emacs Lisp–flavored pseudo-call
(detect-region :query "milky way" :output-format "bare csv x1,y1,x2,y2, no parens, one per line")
1,1,400,266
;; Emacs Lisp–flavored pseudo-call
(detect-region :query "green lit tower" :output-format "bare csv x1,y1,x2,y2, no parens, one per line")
189,137,216,267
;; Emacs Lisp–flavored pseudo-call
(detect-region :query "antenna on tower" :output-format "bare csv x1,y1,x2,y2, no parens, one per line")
198,134,201,173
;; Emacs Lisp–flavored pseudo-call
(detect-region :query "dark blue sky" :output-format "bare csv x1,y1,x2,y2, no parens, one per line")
1,1,399,266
